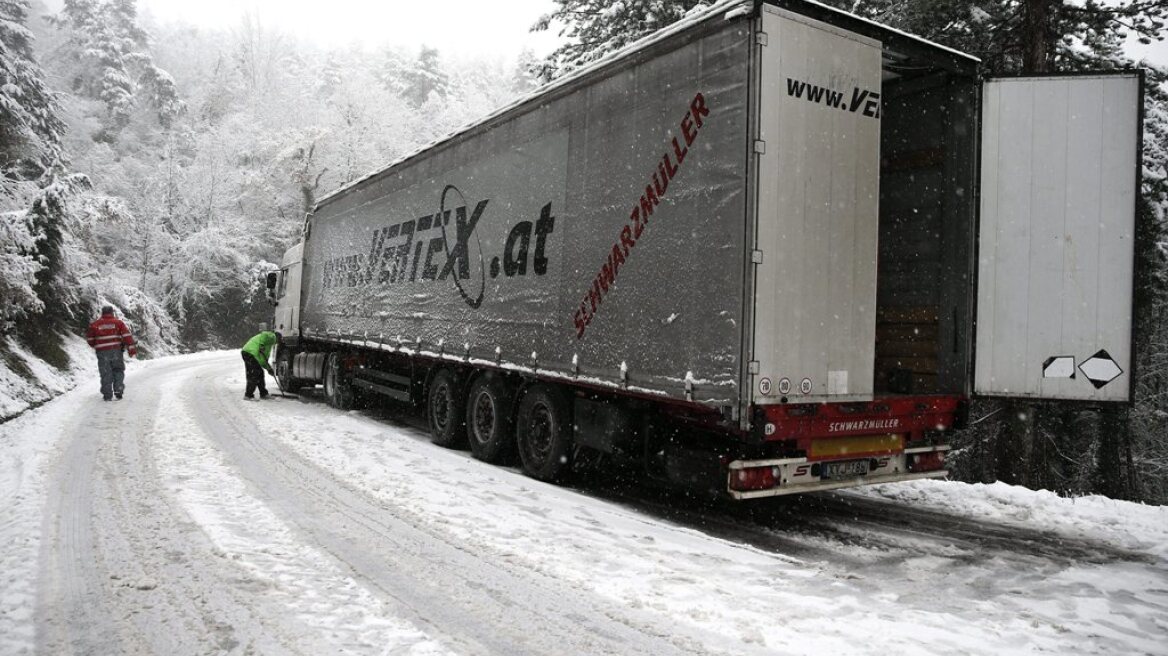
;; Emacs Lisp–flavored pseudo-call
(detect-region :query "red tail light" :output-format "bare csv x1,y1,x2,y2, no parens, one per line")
729,466,777,491
909,451,946,473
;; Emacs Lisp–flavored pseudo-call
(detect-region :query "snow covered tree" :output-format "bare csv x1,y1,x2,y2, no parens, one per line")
49,0,183,136
0,3,102,337
400,46,450,107
0,209,46,326
822,0,1167,74
26,168,90,311
531,0,710,80
232,12,291,96
0,0,65,195
512,48,543,95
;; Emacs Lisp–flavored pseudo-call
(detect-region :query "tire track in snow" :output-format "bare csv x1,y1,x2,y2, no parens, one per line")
572,450,1153,568
35,361,194,655
184,358,709,656
152,374,454,655
581,470,1168,651
36,360,306,655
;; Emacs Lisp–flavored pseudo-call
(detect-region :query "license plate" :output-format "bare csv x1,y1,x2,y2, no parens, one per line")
822,459,869,479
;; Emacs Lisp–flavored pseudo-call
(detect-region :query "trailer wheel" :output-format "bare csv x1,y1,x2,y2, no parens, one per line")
324,352,353,409
516,384,572,482
465,374,515,464
427,369,466,448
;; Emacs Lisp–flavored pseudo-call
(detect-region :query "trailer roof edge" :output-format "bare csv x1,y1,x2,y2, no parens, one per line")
771,0,980,72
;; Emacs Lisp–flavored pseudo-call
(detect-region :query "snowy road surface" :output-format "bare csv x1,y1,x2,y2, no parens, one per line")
2,352,1166,655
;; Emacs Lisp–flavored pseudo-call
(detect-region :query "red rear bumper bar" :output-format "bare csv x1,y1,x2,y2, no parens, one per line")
754,395,963,445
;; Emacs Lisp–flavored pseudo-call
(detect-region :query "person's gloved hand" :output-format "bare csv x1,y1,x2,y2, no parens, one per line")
127,345,138,358
265,365,274,375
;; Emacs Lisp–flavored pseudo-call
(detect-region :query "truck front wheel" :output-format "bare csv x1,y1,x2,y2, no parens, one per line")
324,353,353,409
275,352,302,394
427,369,466,448
465,373,515,464
516,384,572,482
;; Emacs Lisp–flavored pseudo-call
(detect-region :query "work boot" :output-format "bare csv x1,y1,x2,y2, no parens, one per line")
259,391,270,399
115,393,123,400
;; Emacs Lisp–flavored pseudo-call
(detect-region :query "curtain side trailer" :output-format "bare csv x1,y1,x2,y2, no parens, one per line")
266,0,1143,499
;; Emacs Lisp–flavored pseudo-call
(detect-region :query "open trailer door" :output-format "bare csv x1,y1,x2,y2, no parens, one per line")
974,72,1143,402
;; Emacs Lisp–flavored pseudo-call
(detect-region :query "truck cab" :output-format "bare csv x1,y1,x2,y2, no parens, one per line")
272,242,304,340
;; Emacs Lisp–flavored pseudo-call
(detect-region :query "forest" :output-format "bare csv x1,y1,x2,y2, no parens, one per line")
2,0,1166,502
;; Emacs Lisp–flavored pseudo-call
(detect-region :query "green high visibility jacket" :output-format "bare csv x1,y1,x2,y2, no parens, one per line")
242,331,279,368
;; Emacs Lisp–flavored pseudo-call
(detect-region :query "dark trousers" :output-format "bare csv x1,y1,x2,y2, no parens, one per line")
96,349,125,399
242,351,268,397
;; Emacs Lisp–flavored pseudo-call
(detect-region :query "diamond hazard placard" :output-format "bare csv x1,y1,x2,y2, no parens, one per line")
1042,356,1076,379
1078,350,1123,389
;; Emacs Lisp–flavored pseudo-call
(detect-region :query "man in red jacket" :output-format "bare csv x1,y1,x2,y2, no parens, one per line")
85,305,138,401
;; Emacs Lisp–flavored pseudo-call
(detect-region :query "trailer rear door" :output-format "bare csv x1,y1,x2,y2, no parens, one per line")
974,72,1142,402
751,6,883,405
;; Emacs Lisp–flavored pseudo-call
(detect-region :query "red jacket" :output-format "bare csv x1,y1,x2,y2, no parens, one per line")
86,314,137,355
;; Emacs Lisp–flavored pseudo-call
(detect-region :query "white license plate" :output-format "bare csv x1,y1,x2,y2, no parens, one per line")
822,459,869,479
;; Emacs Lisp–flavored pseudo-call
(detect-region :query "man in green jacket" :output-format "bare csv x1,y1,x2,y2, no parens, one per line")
241,330,281,399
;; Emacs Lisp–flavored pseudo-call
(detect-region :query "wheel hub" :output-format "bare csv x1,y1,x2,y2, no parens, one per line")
472,393,495,444
433,384,452,430
526,403,554,461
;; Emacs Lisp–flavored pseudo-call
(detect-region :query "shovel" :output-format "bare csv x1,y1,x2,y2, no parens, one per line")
267,367,298,399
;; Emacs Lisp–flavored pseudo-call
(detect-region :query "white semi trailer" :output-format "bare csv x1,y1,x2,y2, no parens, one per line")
266,0,1143,499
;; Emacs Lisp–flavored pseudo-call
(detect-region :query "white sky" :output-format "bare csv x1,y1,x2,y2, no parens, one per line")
1125,35,1168,68
135,0,562,59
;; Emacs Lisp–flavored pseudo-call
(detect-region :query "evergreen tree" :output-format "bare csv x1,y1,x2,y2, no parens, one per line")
376,47,408,95
512,48,543,95
50,0,184,136
25,166,91,322
822,0,1167,74
0,0,65,196
531,0,710,80
316,52,345,100
400,46,449,107
1,0,75,329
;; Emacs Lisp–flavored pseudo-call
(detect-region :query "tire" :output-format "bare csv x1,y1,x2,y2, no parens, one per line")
324,352,354,409
427,369,466,448
275,353,302,394
465,373,515,464
516,384,573,482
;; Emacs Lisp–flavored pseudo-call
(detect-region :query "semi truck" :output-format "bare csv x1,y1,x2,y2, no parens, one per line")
265,0,1143,499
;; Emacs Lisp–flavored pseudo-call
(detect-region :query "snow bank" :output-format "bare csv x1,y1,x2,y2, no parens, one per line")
0,335,93,419
848,479,1168,558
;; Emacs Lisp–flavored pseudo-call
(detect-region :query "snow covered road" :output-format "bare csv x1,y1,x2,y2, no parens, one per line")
3,351,1167,655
